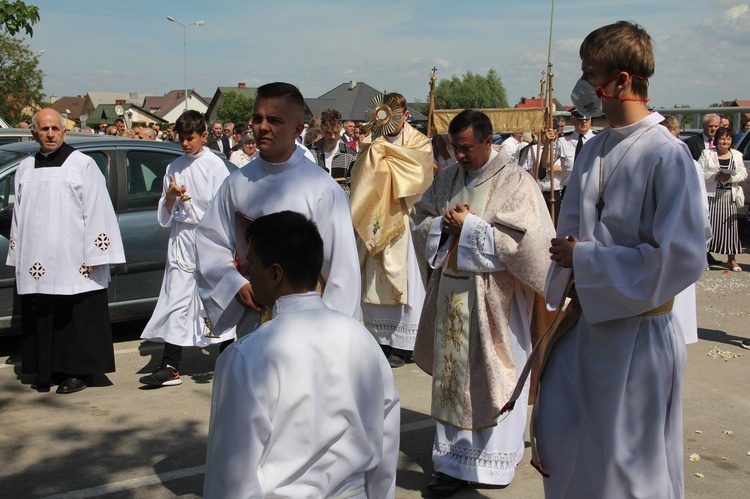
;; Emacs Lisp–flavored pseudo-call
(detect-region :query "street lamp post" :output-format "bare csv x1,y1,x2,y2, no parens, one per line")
166,16,205,112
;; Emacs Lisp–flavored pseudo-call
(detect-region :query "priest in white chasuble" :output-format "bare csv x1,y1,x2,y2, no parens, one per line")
7,108,125,394
410,109,554,495
350,92,434,368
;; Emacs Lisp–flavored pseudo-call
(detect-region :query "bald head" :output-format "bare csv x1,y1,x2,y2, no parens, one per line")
31,108,67,154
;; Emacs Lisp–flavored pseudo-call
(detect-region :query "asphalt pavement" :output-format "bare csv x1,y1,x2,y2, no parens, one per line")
0,257,748,498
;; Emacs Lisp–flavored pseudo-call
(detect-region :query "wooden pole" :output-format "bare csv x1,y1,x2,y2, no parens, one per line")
545,0,557,226
426,67,437,137
533,70,546,183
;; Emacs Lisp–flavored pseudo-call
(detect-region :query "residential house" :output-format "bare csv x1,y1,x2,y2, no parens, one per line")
49,96,86,123
306,81,427,123
88,103,165,128
82,92,150,117
143,89,209,124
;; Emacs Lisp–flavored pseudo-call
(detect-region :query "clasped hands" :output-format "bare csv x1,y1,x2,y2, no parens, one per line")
166,174,187,200
716,171,732,183
442,203,474,235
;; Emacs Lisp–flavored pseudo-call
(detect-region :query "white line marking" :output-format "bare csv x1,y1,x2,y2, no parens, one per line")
40,465,206,499
38,419,436,497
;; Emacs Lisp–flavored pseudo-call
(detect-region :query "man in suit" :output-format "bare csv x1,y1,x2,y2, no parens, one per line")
684,113,720,161
207,120,230,156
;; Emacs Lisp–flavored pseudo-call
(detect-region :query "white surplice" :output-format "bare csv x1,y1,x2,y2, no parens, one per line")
141,148,233,347
7,149,125,294
195,147,360,337
361,232,425,351
204,292,400,499
537,112,708,498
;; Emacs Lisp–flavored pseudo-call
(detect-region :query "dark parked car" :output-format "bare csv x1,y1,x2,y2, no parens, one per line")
0,128,105,146
0,138,235,336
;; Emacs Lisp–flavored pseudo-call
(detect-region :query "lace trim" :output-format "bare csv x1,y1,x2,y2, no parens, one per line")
363,318,418,341
433,440,522,474
468,219,495,270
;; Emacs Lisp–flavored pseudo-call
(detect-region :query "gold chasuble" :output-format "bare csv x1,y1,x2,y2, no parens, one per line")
350,123,433,305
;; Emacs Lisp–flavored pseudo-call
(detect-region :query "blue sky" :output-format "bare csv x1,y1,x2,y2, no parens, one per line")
24,0,750,110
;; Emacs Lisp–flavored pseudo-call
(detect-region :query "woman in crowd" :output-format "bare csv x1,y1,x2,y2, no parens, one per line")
229,130,257,168
700,127,747,271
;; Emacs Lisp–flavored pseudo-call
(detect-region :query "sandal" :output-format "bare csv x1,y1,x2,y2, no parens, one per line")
729,260,741,272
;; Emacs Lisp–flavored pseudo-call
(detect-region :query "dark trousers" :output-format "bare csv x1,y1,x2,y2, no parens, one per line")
22,289,115,386
161,339,234,371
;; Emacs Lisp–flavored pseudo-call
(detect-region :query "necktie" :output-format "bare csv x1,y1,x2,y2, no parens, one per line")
709,139,714,149
574,134,584,161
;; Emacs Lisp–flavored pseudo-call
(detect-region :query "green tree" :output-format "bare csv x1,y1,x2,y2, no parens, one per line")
434,68,509,109
411,97,429,116
674,104,693,128
0,33,44,122
0,1,40,36
216,92,255,125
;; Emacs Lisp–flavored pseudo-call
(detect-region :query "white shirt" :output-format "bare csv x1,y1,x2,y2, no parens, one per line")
204,292,400,499
499,135,522,157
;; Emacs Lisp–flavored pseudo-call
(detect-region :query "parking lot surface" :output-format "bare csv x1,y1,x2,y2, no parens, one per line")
0,258,749,498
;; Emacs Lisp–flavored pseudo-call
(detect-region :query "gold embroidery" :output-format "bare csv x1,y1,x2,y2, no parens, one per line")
441,292,463,350
371,208,383,236
440,352,459,409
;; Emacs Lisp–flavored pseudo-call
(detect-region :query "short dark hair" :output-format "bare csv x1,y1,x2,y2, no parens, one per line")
448,109,493,143
175,110,206,136
714,127,733,144
233,123,246,136
256,82,305,118
245,211,323,291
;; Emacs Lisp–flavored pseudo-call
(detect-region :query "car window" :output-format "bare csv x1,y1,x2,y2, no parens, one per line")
83,151,108,179
742,135,750,161
125,150,177,211
0,171,14,208
0,137,21,146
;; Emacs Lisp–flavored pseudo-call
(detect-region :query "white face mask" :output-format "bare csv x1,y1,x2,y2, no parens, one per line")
570,79,603,118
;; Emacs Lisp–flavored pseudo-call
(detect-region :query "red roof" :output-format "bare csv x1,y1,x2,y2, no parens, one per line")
722,100,750,107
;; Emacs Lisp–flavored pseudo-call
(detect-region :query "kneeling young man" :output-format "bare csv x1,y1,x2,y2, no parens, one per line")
204,211,400,499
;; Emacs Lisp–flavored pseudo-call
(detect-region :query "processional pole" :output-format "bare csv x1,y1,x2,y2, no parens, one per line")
544,0,557,226
533,70,546,184
426,67,437,138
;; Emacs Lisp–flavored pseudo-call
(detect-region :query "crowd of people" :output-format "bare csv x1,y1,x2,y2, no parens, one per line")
8,19,749,499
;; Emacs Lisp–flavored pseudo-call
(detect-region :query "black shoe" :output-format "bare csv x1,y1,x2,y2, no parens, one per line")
426,472,468,497
741,340,750,350
387,354,405,368
707,253,721,265
56,377,87,394
139,365,182,387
